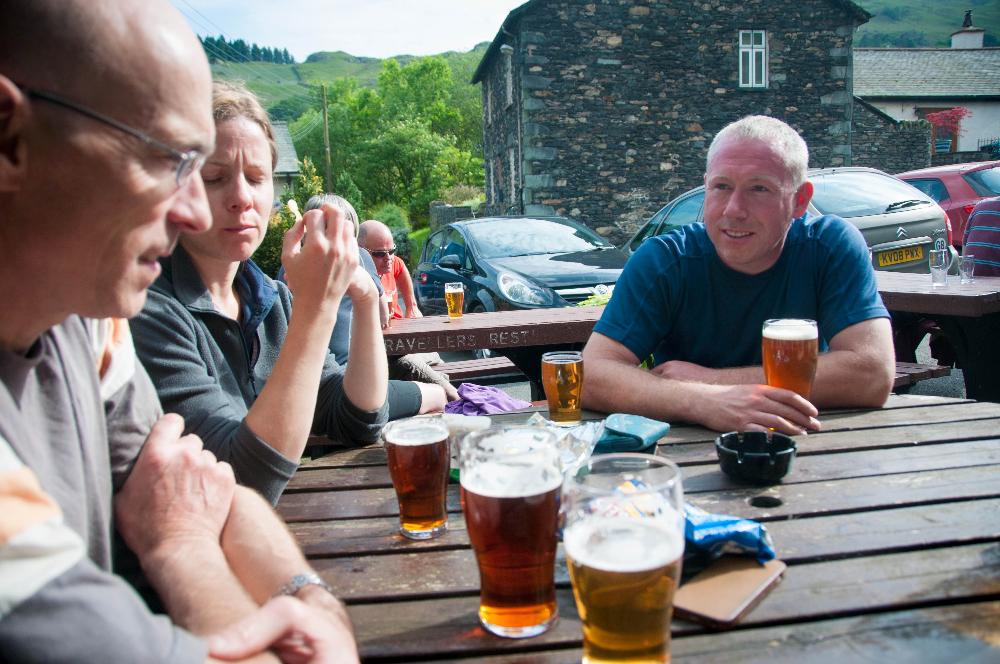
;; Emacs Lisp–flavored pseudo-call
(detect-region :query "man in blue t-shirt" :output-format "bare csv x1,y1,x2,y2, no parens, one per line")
583,115,895,435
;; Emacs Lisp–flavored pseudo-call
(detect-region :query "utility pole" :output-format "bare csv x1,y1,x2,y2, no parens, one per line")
321,83,333,191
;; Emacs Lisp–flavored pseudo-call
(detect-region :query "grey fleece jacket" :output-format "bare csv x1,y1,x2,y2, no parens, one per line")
131,246,388,503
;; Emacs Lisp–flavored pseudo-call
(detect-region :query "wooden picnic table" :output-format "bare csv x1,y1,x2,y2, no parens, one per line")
279,395,1000,662
877,271,1000,401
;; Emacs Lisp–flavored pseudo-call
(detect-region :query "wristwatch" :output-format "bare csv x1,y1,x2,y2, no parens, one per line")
276,573,334,597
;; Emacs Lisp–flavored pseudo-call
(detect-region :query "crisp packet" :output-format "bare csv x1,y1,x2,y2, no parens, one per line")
525,413,604,470
684,503,775,565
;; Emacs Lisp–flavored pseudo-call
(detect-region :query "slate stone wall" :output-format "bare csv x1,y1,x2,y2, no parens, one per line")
851,100,931,173
480,0,869,244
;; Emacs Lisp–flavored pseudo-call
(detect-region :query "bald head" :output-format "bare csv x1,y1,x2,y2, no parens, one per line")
358,219,392,246
0,0,210,122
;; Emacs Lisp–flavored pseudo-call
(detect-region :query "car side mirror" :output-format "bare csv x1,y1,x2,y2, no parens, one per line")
438,254,462,269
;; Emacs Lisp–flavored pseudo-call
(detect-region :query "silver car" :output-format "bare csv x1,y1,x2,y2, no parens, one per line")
624,167,956,272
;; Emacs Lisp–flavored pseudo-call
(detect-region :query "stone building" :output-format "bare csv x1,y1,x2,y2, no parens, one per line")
473,0,926,242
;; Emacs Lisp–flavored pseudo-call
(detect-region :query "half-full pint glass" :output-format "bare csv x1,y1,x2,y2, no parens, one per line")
445,282,465,318
460,426,561,638
563,454,685,663
383,417,451,540
762,318,818,399
541,351,584,425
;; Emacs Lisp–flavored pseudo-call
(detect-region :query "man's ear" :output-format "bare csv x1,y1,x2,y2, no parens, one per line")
793,180,813,218
0,76,29,192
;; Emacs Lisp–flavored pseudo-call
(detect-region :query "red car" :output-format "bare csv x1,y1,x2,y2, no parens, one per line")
897,161,1000,248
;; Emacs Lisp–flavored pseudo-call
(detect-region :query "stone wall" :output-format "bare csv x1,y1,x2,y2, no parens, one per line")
429,204,475,231
851,100,931,173
479,0,868,244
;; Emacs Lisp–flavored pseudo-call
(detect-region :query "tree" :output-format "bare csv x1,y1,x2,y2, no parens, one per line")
250,43,261,61
925,107,973,138
282,48,293,65
333,171,365,222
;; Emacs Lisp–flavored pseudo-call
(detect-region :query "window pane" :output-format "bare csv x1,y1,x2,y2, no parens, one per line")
740,31,751,46
754,50,764,86
753,31,764,47
741,51,750,86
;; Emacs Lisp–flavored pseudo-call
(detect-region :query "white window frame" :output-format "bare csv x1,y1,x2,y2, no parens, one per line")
502,47,514,107
738,30,768,89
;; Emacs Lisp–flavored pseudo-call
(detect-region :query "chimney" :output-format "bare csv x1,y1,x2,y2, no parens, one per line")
951,10,985,49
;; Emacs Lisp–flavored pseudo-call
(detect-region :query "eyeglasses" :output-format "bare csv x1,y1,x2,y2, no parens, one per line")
370,248,397,259
20,85,207,189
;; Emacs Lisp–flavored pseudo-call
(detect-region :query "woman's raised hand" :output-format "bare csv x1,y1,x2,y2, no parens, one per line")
281,203,359,313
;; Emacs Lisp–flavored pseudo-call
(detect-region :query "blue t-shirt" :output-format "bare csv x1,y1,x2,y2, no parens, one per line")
595,215,889,368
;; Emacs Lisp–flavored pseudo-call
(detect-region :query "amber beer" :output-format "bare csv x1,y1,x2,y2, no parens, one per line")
562,454,685,663
565,518,684,663
541,351,583,425
445,282,464,319
762,318,818,399
460,427,561,638
383,417,451,540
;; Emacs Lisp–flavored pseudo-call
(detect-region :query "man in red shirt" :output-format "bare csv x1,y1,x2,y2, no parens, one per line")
359,220,423,319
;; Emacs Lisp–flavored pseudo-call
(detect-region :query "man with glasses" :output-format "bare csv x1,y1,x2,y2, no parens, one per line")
0,1,358,662
359,219,423,319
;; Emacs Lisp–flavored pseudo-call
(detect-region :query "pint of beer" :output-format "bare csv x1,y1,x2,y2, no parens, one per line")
445,282,465,319
460,426,562,638
383,417,451,540
762,318,818,399
541,351,584,425
562,454,685,663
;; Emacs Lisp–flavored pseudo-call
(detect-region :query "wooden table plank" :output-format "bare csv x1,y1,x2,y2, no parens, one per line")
877,271,1000,317
289,464,1000,558
280,440,1000,522
382,307,603,356
423,602,1000,663
344,543,1000,661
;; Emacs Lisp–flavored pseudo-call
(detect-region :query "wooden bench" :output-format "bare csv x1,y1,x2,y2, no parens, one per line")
893,361,952,390
436,356,524,384
437,357,949,392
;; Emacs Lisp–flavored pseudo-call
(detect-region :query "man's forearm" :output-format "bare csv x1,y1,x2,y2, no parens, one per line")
142,539,259,635
812,349,893,407
221,486,314,602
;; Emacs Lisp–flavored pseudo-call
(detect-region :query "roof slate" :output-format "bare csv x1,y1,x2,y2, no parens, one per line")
854,48,1000,98
272,121,299,174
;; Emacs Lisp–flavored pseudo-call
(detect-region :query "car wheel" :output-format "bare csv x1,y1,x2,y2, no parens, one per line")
470,304,493,359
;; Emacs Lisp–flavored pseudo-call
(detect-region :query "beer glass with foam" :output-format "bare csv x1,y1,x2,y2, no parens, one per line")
460,426,561,638
562,454,685,663
445,282,465,318
541,350,584,425
383,417,451,540
761,318,818,399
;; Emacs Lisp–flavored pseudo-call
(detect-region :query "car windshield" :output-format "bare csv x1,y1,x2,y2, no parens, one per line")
810,171,933,218
966,166,1000,196
466,218,613,258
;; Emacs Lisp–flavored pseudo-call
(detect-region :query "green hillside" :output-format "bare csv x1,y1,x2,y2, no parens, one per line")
212,43,489,116
856,0,999,47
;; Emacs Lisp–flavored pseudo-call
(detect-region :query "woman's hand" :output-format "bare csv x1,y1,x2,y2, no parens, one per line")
281,204,359,315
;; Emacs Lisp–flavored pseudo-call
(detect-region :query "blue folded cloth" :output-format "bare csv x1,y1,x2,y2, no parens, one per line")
444,383,532,416
593,413,670,454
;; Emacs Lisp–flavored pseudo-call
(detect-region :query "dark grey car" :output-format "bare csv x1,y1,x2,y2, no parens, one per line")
624,167,957,272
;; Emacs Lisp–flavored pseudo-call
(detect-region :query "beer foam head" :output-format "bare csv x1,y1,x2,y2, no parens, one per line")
763,319,817,341
383,418,449,446
461,460,562,498
564,517,684,573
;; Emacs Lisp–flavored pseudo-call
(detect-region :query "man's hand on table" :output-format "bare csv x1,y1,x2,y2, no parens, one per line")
114,413,235,559
208,590,359,664
694,383,820,436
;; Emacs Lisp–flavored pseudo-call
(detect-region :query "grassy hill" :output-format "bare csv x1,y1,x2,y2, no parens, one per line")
856,0,998,47
212,43,488,114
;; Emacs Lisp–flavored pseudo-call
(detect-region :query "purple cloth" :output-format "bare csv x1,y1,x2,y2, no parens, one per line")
444,383,532,415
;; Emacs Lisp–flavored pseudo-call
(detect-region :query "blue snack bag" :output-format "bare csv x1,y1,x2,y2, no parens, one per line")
683,503,775,564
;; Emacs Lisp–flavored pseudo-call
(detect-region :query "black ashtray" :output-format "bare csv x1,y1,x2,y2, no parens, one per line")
715,432,797,485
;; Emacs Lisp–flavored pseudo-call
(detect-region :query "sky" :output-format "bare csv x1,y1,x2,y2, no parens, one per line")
170,0,529,62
